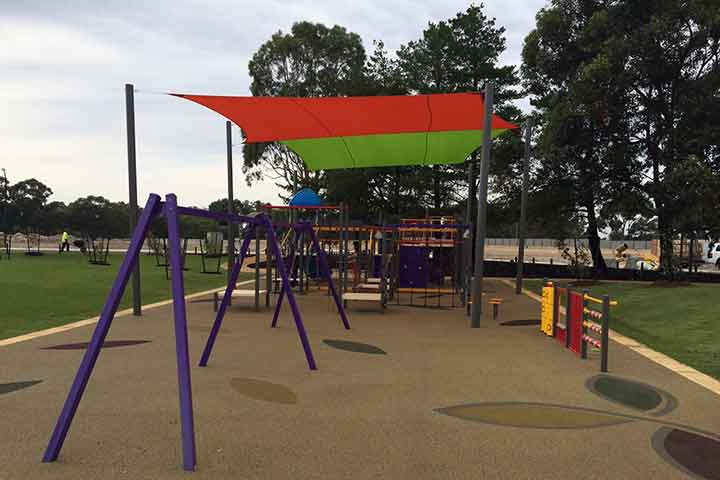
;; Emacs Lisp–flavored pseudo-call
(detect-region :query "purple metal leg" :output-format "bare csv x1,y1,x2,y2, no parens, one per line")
199,234,253,366
271,233,299,328
165,193,196,471
307,226,351,329
43,194,162,463
264,216,317,370
270,287,285,328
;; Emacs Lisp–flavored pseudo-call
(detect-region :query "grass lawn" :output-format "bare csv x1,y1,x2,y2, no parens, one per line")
525,279,720,380
0,252,251,340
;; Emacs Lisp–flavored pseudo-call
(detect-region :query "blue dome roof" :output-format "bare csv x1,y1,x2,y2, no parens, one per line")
289,188,322,207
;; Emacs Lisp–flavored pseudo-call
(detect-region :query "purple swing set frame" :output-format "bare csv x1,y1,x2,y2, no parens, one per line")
42,193,350,472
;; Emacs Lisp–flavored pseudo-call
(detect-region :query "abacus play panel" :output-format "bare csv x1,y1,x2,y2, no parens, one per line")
540,280,615,372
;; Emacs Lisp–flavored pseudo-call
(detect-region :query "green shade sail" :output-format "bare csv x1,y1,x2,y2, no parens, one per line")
282,129,508,170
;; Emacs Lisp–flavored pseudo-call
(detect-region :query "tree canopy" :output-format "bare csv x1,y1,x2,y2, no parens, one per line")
242,5,525,222
0,176,264,242
522,0,720,272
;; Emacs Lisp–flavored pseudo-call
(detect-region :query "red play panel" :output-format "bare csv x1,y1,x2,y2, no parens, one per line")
568,291,584,356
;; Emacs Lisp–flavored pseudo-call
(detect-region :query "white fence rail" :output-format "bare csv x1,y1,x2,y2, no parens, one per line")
485,238,653,250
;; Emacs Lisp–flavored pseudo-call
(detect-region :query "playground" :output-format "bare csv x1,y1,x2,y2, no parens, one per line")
1,279,719,479
2,77,718,480
5,0,720,476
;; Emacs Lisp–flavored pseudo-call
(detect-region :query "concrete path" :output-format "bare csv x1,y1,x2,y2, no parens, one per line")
1,279,718,479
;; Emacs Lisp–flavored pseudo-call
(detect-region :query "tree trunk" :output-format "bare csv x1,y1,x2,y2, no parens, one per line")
657,213,675,276
650,140,675,277
689,233,695,273
679,233,684,270
582,190,607,276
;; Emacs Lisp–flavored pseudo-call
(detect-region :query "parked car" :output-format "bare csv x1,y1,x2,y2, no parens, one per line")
705,241,720,269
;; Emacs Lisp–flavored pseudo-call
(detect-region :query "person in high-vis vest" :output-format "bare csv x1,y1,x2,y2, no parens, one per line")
60,230,70,253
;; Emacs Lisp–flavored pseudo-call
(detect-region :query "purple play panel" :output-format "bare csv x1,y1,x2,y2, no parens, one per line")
399,246,429,288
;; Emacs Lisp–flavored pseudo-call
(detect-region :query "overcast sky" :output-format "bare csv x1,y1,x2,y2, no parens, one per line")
2,0,546,208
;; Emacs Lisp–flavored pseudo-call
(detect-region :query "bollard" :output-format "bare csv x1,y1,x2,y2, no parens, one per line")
489,297,502,320
601,295,610,373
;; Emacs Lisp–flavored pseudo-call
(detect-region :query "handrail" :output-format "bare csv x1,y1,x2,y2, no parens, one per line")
584,294,619,306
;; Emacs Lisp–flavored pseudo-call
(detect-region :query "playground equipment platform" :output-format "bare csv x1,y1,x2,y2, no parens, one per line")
1,279,718,479
342,292,384,311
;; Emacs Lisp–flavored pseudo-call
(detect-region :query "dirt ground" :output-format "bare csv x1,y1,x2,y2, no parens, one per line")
1,279,718,479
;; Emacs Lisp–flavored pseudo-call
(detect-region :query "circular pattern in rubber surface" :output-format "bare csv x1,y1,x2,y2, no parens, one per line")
652,427,720,480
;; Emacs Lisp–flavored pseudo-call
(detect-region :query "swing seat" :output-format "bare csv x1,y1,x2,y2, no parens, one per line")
213,289,268,311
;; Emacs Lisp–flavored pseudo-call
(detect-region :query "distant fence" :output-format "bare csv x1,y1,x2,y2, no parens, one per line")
5,233,248,255
483,260,720,283
486,238,653,250
6,232,654,253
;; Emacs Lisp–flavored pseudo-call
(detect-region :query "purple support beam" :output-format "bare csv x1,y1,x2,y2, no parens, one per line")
165,193,197,471
271,287,286,328
199,233,253,366
263,216,317,370
306,225,350,329
43,194,162,463
271,231,299,328
175,205,255,225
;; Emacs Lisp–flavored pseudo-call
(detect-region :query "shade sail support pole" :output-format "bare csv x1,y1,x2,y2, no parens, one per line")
125,83,142,316
516,120,532,294
226,121,235,282
470,82,494,328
